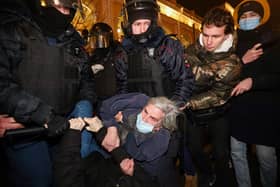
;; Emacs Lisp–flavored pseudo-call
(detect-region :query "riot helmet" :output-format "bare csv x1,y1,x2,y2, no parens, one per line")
40,0,83,10
25,0,80,37
122,0,159,42
89,22,113,49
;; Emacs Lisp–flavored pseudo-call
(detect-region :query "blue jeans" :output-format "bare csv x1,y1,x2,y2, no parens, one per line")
70,100,108,158
231,137,277,187
2,140,52,187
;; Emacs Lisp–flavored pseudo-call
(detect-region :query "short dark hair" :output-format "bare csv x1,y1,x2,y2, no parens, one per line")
202,7,234,35
238,1,264,20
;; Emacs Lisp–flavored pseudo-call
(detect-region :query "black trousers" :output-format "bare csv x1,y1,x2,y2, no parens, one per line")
186,116,231,187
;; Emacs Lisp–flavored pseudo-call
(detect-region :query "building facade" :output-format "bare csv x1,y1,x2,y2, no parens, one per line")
72,0,202,48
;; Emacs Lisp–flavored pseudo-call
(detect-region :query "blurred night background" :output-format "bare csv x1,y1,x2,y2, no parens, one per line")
177,0,280,29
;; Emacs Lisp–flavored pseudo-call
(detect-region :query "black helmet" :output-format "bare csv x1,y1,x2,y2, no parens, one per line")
40,0,82,9
24,0,77,37
90,22,113,49
40,0,85,18
122,0,159,42
124,0,159,24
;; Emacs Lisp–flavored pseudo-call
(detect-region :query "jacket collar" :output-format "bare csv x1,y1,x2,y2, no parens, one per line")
122,27,166,52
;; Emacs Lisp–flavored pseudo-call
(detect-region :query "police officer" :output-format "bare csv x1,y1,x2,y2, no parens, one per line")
0,0,96,186
89,22,121,103
77,22,123,158
115,0,193,106
109,0,194,186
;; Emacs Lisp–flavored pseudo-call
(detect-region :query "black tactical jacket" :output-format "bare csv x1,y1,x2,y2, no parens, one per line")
0,0,96,127
114,27,194,106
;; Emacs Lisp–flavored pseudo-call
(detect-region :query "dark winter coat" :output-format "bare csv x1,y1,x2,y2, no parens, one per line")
90,41,122,101
0,0,96,127
114,27,194,106
99,93,181,187
53,129,160,187
228,24,280,147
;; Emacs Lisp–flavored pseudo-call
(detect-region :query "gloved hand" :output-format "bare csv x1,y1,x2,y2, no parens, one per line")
45,115,69,137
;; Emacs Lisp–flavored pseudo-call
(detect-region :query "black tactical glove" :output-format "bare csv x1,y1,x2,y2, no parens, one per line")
46,115,69,137
30,103,69,137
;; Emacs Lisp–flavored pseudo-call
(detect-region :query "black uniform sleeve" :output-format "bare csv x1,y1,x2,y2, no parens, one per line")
114,46,129,94
251,43,280,91
158,37,194,106
0,26,53,126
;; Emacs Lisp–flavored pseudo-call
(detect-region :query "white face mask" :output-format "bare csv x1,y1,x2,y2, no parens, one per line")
136,113,154,134
239,17,260,31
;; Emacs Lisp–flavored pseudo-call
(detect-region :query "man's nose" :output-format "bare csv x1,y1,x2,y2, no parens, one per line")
142,114,149,122
140,25,146,33
206,37,213,45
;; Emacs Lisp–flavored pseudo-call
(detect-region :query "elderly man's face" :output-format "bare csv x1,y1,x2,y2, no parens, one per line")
201,24,228,52
131,19,151,35
141,103,165,128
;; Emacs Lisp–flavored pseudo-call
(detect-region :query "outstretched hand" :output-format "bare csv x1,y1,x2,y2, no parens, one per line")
231,78,253,96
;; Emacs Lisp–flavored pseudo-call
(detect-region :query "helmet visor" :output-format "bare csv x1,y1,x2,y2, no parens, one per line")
89,33,111,49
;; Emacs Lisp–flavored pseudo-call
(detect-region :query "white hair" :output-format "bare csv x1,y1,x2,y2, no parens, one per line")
147,96,180,131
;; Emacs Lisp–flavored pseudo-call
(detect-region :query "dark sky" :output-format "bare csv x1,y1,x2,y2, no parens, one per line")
176,0,279,25
177,0,239,17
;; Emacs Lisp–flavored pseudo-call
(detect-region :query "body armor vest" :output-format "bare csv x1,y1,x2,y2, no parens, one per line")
127,46,175,97
16,22,85,115
91,48,117,100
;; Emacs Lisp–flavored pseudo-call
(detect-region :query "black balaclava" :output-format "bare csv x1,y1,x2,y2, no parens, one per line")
34,7,75,37
26,0,75,38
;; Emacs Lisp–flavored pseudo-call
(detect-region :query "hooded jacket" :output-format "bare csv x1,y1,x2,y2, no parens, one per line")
185,34,241,110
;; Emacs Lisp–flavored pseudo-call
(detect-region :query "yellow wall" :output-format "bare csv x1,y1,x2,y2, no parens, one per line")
72,0,202,47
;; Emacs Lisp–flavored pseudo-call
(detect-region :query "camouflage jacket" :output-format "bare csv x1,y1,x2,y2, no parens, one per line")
184,34,241,110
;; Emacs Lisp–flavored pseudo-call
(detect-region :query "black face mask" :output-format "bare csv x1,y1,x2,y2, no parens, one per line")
33,7,75,37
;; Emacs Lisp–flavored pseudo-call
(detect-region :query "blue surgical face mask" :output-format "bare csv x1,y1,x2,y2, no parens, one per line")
239,17,261,31
136,113,154,134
